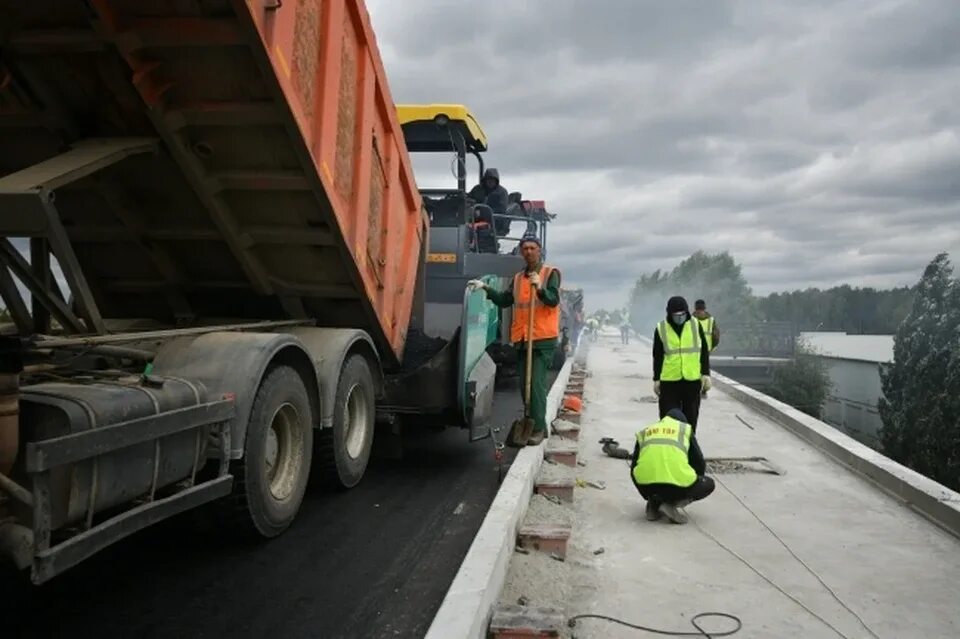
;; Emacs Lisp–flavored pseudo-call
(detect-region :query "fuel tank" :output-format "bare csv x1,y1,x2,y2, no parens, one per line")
15,376,209,530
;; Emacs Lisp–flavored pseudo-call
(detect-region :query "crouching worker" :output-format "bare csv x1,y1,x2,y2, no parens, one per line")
631,408,715,524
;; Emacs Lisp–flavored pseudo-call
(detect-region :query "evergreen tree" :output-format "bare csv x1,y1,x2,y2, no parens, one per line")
879,253,960,490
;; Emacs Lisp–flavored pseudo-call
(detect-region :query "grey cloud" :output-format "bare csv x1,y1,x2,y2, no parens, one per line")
367,0,960,311
841,0,960,71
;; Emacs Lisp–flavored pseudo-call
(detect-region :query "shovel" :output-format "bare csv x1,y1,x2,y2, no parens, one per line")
508,280,538,447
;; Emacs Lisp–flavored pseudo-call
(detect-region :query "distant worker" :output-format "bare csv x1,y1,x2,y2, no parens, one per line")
652,296,711,430
693,299,720,398
585,317,599,342
468,167,509,215
467,233,561,446
631,408,715,523
619,314,631,345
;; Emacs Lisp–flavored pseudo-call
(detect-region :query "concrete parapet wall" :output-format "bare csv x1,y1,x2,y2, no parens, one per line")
713,372,960,539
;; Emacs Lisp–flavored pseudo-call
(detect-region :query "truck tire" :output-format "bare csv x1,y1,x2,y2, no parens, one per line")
229,365,313,538
315,354,375,489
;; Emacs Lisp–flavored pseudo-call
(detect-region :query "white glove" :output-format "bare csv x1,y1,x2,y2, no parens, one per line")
701,376,712,392
466,279,486,292
528,272,541,287
653,381,661,397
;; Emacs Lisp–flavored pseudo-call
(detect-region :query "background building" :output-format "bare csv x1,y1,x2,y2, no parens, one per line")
800,332,894,450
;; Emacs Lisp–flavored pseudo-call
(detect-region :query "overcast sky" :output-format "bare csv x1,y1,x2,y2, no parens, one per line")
366,0,960,310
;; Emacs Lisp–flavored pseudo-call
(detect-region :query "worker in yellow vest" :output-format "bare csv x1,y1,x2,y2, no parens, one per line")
693,299,720,399
467,233,561,446
631,409,715,523
652,296,711,431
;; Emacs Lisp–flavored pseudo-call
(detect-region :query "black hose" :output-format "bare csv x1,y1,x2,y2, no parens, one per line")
567,611,742,637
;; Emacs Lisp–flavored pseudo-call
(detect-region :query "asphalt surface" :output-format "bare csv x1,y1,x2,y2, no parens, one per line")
3,374,557,639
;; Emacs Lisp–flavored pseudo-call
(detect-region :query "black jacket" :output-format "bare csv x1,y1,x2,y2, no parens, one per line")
651,319,710,381
467,167,509,214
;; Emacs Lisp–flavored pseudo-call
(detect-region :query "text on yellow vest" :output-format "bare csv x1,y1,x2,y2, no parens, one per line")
632,416,698,487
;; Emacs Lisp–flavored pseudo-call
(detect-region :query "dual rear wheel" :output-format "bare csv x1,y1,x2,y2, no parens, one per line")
229,354,375,537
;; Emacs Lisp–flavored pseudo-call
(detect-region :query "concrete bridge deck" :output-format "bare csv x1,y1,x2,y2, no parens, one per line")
441,333,960,638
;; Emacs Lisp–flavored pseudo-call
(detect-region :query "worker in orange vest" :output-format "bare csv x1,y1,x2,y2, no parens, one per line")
468,233,561,445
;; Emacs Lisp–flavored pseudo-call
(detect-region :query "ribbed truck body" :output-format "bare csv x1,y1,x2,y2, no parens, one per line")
0,0,426,367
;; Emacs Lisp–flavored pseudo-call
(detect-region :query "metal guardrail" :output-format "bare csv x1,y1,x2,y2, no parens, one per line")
468,205,550,257
713,321,797,358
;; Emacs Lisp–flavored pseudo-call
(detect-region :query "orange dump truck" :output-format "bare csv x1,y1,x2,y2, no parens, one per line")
0,0,499,583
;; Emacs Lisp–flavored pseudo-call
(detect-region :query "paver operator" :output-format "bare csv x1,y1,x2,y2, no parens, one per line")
652,296,711,430
631,408,715,524
468,233,561,446
467,167,510,215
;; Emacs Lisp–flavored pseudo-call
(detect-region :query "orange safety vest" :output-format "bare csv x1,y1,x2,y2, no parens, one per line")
510,265,561,344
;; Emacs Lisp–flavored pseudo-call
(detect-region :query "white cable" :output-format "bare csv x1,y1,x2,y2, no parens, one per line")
713,476,881,639
690,513,851,639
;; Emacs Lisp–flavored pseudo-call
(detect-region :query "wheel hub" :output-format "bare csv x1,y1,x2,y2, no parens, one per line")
344,384,370,460
265,402,304,501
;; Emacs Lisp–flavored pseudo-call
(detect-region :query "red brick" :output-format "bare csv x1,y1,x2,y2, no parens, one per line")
535,477,575,503
551,419,580,441
517,523,572,559
557,409,580,425
544,445,578,467
489,604,565,638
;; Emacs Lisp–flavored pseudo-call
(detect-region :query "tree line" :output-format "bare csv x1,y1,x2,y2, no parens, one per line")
623,250,913,334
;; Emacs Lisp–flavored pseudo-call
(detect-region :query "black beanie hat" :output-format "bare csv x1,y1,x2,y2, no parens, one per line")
666,296,689,314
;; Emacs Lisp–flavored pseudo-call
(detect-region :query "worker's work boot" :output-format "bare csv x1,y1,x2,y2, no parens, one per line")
645,501,662,521
658,502,688,524
527,431,546,446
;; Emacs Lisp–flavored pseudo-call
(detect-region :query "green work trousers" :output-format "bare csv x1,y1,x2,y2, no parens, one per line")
516,345,555,433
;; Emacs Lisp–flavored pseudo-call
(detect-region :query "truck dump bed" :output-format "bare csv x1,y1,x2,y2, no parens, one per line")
0,0,425,367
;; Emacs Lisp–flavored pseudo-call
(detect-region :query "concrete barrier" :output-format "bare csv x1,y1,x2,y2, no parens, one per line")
424,349,579,639
713,372,960,538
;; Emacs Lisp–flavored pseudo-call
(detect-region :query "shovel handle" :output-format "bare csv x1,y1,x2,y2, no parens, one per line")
524,281,536,415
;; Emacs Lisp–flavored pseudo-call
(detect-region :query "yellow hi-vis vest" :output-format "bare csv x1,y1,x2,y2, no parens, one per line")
698,316,716,351
657,319,702,381
631,416,697,487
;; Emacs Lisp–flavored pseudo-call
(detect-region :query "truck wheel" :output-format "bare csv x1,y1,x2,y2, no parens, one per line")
315,354,375,489
230,365,313,538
